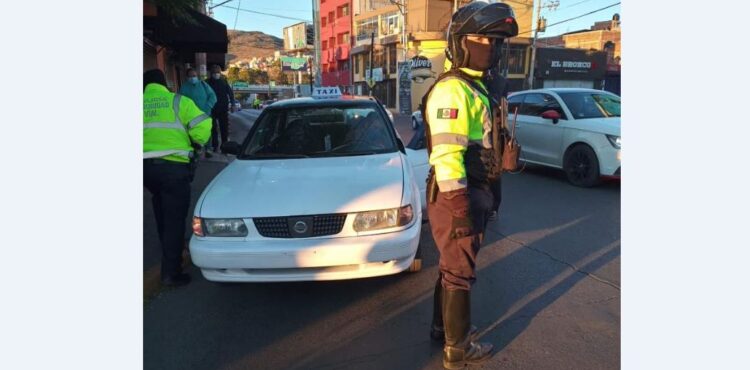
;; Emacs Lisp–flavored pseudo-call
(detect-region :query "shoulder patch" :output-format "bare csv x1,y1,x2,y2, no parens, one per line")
437,108,458,119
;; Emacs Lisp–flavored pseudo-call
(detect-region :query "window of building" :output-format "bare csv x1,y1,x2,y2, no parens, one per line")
321,17,327,27
328,11,334,24
381,12,400,36
501,45,526,75
354,55,359,74
329,37,335,47
322,40,328,50
341,4,349,17
355,17,378,41
338,32,350,45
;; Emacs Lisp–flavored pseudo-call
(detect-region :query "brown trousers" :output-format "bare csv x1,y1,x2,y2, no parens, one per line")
427,183,495,291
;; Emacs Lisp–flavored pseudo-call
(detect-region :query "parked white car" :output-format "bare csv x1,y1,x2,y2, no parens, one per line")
507,88,621,186
190,93,425,282
411,110,423,130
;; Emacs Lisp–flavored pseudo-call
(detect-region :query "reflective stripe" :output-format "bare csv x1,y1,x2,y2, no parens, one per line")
143,149,191,159
173,94,182,125
144,122,185,130
437,178,467,192
432,133,468,147
187,113,210,129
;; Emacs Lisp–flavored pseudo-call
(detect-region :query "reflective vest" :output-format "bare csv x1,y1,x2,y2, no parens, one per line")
143,83,212,163
424,67,492,192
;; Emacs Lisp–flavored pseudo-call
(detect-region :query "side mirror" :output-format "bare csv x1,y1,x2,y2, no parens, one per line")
221,141,241,155
541,110,561,124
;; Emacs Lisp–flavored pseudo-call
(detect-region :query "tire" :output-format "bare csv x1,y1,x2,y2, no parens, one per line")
563,144,601,187
407,237,423,272
411,117,418,130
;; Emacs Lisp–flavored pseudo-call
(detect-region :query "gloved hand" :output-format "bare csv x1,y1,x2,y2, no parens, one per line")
442,188,473,239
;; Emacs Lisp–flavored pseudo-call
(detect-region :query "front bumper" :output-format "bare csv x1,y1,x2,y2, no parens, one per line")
189,222,421,282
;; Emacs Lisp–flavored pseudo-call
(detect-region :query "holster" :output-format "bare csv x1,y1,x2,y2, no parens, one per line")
427,167,439,204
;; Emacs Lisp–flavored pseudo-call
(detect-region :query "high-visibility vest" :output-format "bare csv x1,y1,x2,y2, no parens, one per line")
424,67,492,192
143,83,212,163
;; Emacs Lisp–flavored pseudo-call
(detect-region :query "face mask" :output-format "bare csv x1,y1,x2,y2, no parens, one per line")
465,38,496,71
212,73,221,79
188,77,199,84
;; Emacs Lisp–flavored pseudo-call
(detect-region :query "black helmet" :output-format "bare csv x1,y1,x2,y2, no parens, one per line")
446,2,519,69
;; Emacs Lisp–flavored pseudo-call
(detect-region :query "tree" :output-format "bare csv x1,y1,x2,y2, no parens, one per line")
227,66,240,84
267,60,284,85
238,68,251,83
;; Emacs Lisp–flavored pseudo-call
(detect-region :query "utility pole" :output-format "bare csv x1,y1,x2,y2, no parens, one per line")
368,32,375,96
312,0,321,87
527,0,559,89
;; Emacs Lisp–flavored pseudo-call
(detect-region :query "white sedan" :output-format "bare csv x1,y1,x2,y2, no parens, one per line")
190,95,425,282
507,88,621,186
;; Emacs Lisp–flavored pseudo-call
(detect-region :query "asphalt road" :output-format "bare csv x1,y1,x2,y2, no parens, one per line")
143,109,620,370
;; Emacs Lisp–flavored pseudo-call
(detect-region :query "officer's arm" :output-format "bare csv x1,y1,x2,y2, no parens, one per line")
180,96,212,146
205,82,217,110
226,80,236,105
426,80,471,192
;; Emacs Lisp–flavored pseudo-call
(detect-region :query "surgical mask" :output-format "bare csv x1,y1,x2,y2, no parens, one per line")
465,38,497,71
212,73,221,79
188,77,199,84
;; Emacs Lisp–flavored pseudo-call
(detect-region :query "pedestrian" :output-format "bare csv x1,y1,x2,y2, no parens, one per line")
143,69,212,287
421,3,518,369
205,65,236,153
179,68,217,158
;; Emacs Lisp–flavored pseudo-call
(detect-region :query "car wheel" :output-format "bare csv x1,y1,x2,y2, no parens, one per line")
411,117,418,130
407,239,423,272
563,144,602,187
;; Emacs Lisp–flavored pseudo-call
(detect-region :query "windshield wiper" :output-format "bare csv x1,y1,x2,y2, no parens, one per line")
243,153,310,159
309,151,380,157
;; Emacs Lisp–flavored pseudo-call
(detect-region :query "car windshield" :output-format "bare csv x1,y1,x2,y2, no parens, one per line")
240,104,397,159
558,92,621,119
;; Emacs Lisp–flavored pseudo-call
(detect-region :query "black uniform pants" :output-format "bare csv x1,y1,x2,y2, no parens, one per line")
143,159,191,278
211,110,229,150
427,184,496,291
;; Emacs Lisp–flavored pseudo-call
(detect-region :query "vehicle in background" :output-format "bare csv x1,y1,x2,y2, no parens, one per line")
260,99,277,109
507,88,621,187
411,110,423,130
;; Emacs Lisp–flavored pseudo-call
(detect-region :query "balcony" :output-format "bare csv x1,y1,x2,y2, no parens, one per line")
335,45,350,61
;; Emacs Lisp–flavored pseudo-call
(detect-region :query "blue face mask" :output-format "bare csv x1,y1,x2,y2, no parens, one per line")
188,76,199,84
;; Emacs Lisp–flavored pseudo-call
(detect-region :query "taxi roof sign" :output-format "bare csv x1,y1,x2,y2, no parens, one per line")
312,86,342,99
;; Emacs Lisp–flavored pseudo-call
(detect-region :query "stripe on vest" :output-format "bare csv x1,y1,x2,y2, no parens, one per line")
143,149,191,159
431,133,469,147
187,113,210,129
143,122,184,130
173,94,182,125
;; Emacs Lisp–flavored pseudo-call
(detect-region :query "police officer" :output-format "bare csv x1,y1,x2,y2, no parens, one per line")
422,3,518,368
143,69,212,287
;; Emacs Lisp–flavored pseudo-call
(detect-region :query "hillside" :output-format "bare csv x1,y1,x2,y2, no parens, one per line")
227,30,284,63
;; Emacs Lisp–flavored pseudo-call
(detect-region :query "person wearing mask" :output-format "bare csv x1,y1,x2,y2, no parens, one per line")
143,69,212,287
421,3,518,368
205,65,236,153
179,68,217,158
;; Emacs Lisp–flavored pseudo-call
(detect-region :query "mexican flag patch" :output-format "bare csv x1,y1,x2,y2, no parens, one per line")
437,108,458,119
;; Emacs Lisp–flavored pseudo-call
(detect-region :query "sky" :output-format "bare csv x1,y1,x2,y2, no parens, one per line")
209,0,621,39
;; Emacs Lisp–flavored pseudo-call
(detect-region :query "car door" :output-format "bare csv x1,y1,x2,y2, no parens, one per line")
512,93,567,167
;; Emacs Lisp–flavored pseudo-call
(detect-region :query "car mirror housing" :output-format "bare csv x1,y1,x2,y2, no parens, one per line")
541,110,561,124
396,138,406,154
221,141,241,155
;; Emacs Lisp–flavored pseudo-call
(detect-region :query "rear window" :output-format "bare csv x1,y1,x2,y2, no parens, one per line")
240,104,397,159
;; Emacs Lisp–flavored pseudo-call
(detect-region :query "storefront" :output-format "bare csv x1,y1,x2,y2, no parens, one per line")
533,48,607,90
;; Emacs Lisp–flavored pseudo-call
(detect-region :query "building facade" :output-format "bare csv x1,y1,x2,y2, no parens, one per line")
320,0,353,92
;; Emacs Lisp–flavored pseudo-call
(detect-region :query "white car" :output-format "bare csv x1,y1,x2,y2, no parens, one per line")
190,95,425,282
507,88,621,186
411,110,423,130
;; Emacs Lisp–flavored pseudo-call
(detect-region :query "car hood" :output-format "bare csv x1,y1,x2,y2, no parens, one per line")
198,152,405,218
567,117,620,136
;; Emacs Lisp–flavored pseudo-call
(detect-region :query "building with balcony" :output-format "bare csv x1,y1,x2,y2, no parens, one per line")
320,0,353,92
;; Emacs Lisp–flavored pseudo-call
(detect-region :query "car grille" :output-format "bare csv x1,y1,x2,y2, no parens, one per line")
253,214,347,238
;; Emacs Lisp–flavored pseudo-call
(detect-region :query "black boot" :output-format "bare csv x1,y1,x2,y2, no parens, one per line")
442,289,493,369
432,275,478,343
430,274,444,341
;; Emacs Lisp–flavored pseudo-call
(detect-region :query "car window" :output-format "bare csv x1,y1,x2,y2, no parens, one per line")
558,92,621,119
518,93,567,119
241,104,397,159
507,94,524,116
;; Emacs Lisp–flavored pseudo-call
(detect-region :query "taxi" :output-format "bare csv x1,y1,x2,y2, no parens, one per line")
189,87,425,282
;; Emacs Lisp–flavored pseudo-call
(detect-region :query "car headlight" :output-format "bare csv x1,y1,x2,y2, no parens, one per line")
193,217,248,237
353,205,413,232
606,134,621,149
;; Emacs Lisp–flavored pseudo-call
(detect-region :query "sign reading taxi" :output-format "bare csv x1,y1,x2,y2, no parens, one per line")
312,86,342,99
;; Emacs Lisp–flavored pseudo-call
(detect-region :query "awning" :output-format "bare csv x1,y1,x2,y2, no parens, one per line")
145,7,228,54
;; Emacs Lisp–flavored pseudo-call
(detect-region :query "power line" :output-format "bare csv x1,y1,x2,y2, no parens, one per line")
559,0,596,10
209,0,235,10
517,2,620,36
218,4,311,22
233,0,242,30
